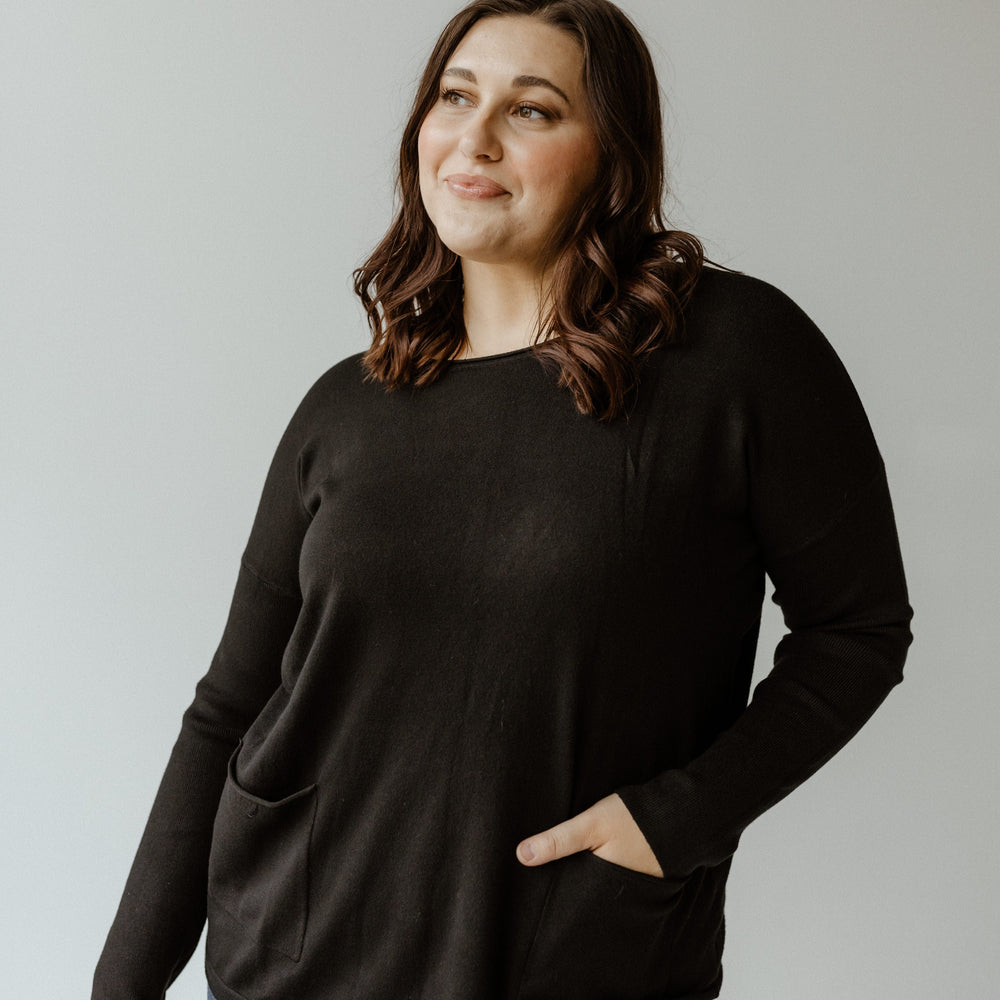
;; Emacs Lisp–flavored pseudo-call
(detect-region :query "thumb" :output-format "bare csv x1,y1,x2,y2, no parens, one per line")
516,807,599,867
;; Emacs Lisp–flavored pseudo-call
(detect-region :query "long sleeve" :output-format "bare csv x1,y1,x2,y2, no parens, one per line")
92,380,321,1000
617,279,914,879
92,274,913,1000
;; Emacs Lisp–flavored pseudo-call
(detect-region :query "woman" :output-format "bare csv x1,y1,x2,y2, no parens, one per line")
94,1,913,998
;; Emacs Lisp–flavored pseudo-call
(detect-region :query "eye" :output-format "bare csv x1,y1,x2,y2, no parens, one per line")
514,103,550,121
440,88,471,107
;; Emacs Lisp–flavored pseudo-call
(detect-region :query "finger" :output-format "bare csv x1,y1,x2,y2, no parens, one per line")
590,793,664,877
516,806,601,867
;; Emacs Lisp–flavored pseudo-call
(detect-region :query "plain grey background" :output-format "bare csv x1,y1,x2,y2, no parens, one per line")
2,1,997,996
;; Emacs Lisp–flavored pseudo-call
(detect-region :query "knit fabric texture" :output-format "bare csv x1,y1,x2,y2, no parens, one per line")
93,269,913,1000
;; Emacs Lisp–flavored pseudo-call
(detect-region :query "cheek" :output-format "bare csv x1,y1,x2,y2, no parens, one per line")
530,137,600,205
417,116,450,172
416,126,441,210
416,127,431,179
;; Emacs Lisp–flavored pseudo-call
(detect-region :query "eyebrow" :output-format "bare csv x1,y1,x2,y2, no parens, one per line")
441,67,572,106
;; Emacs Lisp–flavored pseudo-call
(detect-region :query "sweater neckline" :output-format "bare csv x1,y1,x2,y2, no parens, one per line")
448,346,535,367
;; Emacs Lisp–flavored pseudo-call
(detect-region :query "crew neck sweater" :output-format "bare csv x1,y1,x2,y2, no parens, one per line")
94,269,912,1000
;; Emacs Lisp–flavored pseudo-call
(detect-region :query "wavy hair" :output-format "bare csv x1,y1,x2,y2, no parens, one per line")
353,0,704,419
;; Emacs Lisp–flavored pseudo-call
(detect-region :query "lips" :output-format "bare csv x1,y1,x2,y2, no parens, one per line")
445,173,510,200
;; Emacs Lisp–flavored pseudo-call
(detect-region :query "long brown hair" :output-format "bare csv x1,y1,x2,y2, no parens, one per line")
353,0,703,419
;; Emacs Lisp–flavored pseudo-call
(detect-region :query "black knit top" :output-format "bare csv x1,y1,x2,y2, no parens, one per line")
94,269,912,1000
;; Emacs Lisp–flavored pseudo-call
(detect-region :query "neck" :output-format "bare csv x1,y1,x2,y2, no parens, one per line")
456,260,553,360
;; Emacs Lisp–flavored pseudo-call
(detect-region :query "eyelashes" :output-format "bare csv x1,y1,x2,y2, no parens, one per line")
438,88,554,121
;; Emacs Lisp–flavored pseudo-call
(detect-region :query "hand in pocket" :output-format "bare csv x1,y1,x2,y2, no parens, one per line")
516,792,663,877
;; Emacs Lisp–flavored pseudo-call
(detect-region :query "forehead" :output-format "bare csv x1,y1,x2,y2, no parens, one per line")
447,15,585,93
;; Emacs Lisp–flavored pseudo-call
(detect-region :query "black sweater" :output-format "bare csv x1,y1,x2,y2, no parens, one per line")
94,269,913,1000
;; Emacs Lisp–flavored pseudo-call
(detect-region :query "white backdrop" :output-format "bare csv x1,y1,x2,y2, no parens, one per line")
2,1,997,997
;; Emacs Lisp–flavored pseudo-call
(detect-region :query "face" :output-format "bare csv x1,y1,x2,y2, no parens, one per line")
417,15,600,279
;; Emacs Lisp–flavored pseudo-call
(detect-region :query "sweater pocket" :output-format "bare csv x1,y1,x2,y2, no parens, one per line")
207,744,317,963
517,850,690,1000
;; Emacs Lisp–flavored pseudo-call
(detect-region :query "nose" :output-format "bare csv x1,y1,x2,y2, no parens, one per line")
458,111,502,161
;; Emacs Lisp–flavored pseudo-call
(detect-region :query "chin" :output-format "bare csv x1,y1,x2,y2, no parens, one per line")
434,229,507,264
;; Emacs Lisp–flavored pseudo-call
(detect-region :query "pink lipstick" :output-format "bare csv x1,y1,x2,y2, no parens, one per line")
445,174,510,200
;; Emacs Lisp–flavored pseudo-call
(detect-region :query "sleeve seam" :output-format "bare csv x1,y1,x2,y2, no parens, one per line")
239,555,301,602
766,463,887,563
295,448,315,524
